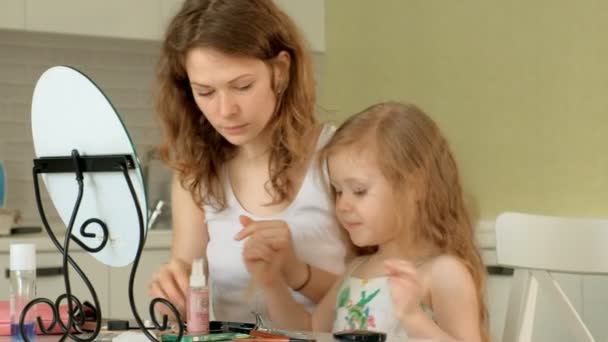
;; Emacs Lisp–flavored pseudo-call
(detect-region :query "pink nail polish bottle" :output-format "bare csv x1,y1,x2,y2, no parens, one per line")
187,258,209,335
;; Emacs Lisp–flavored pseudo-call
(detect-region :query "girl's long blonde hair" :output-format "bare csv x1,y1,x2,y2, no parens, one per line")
156,0,318,210
320,102,489,342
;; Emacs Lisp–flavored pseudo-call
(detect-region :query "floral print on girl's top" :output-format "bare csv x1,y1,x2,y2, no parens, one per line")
333,276,434,338
334,276,408,336
336,279,380,330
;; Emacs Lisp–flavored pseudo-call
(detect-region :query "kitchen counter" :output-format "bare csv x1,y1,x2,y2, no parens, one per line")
0,220,496,253
0,228,173,253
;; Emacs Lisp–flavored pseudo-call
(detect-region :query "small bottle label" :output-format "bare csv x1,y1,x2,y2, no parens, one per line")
187,288,209,334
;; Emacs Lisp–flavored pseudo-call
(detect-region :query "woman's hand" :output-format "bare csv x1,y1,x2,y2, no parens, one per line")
148,258,191,319
236,216,304,288
385,259,426,323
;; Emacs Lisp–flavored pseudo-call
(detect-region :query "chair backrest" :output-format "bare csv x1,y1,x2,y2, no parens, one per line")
495,212,608,342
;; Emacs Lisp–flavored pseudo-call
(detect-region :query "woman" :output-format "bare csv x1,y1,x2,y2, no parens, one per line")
148,0,347,324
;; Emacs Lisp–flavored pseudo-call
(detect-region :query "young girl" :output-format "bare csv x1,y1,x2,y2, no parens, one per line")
148,0,346,323
244,102,489,341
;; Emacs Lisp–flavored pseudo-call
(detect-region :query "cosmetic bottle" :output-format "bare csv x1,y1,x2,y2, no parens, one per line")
187,258,209,335
9,243,37,341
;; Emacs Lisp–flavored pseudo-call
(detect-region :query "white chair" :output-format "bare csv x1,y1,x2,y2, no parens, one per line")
495,212,608,342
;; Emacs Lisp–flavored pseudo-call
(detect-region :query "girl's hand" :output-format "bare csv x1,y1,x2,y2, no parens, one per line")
237,216,292,287
385,259,426,323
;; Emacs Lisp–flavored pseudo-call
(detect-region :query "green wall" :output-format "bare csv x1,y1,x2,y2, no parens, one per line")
320,0,608,220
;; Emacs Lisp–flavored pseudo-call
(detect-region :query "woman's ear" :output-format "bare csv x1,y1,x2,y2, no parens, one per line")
272,51,291,94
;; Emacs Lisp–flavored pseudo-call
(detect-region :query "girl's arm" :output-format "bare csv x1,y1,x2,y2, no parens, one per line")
390,256,483,342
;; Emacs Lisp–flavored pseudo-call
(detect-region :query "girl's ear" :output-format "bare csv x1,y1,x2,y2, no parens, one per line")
401,171,426,214
411,168,427,198
272,51,291,94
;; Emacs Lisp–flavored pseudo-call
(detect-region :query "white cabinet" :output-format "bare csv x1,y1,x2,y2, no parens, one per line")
0,247,169,321
0,230,172,323
25,0,161,41
156,0,327,51
158,0,184,39
0,0,25,30
1,1,325,50
107,248,171,319
0,251,110,315
275,0,325,52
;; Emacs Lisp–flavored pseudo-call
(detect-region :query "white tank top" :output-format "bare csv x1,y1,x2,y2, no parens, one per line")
205,125,347,323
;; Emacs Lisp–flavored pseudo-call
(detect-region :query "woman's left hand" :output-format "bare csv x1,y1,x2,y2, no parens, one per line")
385,259,426,323
236,216,301,288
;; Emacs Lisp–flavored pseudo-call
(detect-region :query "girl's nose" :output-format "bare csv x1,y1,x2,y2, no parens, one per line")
336,195,352,213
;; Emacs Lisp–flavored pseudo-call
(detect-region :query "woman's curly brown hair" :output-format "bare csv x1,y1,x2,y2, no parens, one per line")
156,0,318,210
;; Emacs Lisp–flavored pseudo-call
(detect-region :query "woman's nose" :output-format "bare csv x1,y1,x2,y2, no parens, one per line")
218,92,237,117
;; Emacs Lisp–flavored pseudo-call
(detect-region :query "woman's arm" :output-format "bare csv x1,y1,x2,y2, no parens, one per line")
284,260,339,303
149,173,208,316
235,217,340,304
263,272,342,331
169,173,208,265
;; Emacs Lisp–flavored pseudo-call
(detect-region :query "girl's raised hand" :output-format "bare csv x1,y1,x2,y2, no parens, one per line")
385,259,425,323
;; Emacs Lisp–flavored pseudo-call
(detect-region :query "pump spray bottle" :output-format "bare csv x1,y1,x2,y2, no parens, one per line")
187,258,209,335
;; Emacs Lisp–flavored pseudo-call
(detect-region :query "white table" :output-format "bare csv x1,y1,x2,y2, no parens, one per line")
19,331,438,341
